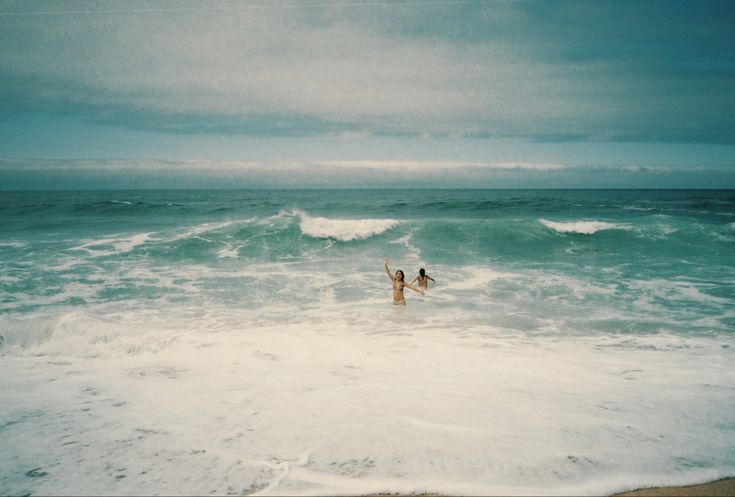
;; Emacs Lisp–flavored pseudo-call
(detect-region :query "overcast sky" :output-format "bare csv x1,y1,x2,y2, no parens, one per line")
1,0,734,188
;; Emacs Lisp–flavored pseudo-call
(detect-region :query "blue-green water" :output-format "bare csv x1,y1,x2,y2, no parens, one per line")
2,189,734,336
1,189,734,496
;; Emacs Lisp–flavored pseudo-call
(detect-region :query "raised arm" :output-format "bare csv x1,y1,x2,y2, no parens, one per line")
404,282,425,295
384,258,394,281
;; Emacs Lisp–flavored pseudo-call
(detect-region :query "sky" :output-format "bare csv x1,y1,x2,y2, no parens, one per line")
0,0,734,188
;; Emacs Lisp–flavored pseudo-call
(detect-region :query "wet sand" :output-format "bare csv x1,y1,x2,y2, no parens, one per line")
614,477,735,496
365,477,735,496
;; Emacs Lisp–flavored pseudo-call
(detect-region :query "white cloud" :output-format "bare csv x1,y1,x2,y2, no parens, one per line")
0,3,604,136
1,1,733,142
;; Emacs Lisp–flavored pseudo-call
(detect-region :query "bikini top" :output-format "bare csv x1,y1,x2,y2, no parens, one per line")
393,280,405,291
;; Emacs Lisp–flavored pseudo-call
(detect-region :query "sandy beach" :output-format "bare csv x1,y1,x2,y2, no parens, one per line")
614,477,735,496
368,477,735,496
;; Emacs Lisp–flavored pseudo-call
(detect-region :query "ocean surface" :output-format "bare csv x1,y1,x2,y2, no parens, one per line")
1,189,734,496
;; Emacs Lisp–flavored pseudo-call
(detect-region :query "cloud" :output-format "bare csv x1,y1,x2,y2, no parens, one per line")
0,0,733,143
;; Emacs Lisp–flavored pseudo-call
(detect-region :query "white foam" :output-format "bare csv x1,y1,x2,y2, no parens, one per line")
297,210,399,241
1,315,733,496
0,281,103,312
540,219,631,235
641,223,679,241
0,309,176,357
622,205,655,212
68,219,256,258
438,265,517,291
167,220,242,242
388,229,422,260
217,245,239,259
71,232,153,257
48,258,87,271
629,278,730,305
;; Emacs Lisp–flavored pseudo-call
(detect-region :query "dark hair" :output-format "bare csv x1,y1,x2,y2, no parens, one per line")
419,268,426,277
395,269,404,281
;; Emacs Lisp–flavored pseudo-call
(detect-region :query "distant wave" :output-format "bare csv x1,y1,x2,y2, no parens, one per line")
71,200,179,213
296,210,399,241
539,219,630,235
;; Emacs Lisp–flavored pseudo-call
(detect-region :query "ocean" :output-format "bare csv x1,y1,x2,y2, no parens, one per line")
1,189,734,495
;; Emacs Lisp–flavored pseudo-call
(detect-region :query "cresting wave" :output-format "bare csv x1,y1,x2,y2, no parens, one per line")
292,210,400,241
63,211,398,260
539,218,631,235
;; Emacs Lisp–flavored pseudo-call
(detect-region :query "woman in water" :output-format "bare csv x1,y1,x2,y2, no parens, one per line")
411,268,435,289
384,258,424,305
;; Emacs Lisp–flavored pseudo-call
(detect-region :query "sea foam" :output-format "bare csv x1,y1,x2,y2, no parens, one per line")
71,232,153,257
539,218,630,234
2,317,733,496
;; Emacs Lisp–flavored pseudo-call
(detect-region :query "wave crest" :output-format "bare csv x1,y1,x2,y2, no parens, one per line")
539,219,630,235
296,210,399,241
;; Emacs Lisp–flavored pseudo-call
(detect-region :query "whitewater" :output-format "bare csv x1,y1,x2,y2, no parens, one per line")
1,189,734,496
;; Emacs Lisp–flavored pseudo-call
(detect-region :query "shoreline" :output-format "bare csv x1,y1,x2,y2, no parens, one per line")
365,477,735,497
613,477,735,496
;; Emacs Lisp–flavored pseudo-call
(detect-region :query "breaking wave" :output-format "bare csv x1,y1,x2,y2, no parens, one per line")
539,219,631,235
295,210,399,241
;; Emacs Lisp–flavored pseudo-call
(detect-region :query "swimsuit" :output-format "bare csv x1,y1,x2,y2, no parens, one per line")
393,280,405,304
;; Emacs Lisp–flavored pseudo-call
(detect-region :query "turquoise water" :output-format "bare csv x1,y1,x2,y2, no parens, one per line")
2,189,734,336
1,189,734,496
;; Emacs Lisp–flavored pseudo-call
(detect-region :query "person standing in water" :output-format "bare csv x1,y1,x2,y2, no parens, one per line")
411,268,435,289
384,258,424,305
